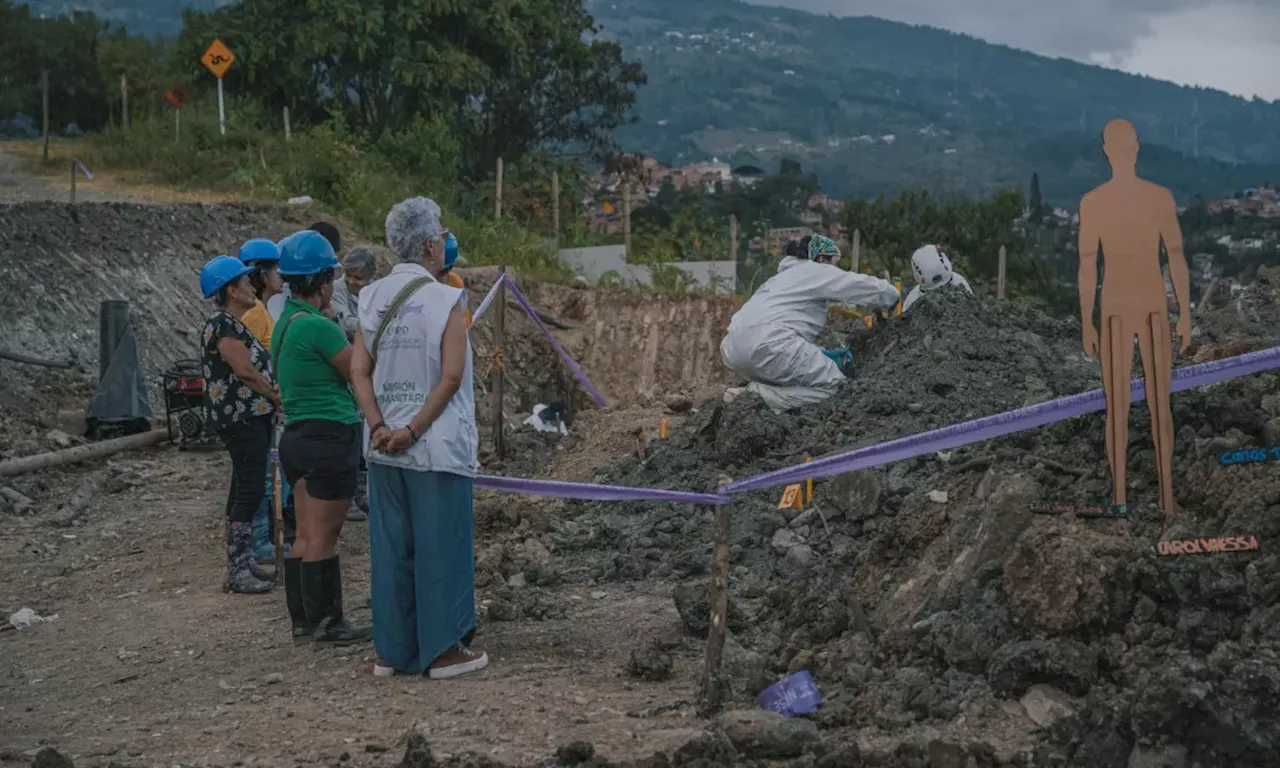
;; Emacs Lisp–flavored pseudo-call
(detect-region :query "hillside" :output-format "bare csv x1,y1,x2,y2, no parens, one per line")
590,0,1280,202
18,0,1280,203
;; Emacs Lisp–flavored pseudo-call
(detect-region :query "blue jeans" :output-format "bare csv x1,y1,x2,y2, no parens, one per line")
368,464,476,674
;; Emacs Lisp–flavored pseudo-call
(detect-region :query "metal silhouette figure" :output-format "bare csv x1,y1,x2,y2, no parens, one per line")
1078,118,1191,516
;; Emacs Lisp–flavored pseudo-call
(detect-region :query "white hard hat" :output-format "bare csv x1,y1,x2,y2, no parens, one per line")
910,244,954,290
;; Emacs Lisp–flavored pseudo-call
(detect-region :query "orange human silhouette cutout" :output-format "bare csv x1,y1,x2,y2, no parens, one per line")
1078,119,1191,516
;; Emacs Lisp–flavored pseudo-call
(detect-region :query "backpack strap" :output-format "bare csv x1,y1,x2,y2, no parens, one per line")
370,276,433,367
273,310,308,362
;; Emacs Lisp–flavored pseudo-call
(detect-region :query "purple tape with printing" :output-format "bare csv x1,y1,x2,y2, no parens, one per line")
503,276,608,408
726,345,1280,494
475,474,728,505
471,274,505,323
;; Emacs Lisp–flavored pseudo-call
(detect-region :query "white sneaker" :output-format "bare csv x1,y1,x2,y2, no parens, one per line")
373,662,398,678
427,644,489,680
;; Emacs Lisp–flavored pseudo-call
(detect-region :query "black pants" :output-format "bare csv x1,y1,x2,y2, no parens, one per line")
219,415,273,524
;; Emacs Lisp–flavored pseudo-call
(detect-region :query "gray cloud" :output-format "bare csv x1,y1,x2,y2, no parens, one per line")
745,0,1280,99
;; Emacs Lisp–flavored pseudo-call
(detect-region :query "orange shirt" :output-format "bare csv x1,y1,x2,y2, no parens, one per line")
444,271,473,327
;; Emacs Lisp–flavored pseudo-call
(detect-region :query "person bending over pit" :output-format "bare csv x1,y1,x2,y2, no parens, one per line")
350,196,487,680
901,244,974,313
271,230,370,646
720,234,899,412
198,255,280,595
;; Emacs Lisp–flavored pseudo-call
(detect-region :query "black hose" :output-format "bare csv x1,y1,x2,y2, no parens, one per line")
0,349,74,369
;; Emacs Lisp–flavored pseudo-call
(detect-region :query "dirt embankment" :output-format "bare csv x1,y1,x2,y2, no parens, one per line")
547,273,1280,765
0,202,737,458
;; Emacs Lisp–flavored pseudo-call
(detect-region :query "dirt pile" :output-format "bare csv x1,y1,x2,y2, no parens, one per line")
554,283,1280,765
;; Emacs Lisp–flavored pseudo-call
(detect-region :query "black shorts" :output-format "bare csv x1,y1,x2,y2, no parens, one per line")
279,419,361,501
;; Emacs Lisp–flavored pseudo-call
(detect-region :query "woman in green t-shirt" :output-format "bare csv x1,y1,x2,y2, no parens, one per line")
272,230,370,646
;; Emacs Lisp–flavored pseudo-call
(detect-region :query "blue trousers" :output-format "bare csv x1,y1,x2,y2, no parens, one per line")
368,464,476,674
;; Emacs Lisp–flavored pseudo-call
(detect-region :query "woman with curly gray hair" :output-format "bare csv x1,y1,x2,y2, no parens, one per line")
350,197,485,679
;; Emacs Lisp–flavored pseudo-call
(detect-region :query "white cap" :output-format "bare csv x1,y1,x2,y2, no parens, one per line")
910,244,955,291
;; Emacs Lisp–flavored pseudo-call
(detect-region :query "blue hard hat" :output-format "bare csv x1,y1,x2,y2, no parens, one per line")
200,255,254,299
238,238,280,265
278,230,339,276
443,232,459,270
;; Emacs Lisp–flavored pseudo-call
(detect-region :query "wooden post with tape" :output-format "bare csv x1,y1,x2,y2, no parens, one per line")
493,268,507,460
701,475,732,715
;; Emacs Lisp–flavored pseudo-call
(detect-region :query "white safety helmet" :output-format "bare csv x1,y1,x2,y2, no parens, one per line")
910,244,955,290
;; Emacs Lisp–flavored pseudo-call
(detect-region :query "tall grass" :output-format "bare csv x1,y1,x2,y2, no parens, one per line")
75,96,572,281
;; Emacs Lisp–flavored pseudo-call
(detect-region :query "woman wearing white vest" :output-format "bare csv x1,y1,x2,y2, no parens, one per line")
349,196,487,680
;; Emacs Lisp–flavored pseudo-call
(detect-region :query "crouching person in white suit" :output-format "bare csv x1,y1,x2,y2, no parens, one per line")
901,244,974,313
720,234,900,412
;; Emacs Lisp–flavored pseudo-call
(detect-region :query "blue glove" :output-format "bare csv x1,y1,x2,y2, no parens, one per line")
823,347,853,369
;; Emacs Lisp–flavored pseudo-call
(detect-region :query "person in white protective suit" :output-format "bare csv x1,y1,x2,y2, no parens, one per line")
720,234,900,412
901,244,974,313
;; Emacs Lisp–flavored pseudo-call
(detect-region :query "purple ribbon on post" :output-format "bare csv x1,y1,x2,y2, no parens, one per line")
471,275,505,323
503,275,608,408
73,158,93,180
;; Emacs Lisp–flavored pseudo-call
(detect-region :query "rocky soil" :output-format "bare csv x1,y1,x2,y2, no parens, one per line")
544,275,1280,766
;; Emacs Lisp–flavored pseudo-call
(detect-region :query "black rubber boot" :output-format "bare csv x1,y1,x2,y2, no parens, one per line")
284,558,311,643
301,556,371,646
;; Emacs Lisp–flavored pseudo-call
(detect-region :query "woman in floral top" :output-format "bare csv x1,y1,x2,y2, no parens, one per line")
199,255,282,595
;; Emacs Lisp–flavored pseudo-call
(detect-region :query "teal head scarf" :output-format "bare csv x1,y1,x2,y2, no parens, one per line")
808,234,841,261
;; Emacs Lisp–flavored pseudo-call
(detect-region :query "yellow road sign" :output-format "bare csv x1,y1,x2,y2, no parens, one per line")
201,39,236,79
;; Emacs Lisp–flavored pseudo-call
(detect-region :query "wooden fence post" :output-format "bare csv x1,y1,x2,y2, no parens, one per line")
700,476,733,715
492,270,507,460
997,245,1007,299
41,70,50,161
283,106,291,141
851,228,861,272
623,184,632,261
120,73,129,133
552,170,560,249
495,157,504,220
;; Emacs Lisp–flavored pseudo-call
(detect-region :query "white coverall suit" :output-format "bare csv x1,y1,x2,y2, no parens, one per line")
720,256,900,412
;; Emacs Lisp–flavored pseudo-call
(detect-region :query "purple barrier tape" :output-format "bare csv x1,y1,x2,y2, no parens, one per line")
73,158,93,180
471,274,505,323
475,474,728,505
504,277,609,408
726,346,1280,494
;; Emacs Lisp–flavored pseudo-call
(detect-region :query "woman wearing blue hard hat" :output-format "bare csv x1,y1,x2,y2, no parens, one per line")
271,230,370,646
436,232,473,328
236,237,292,565
198,254,280,595
238,238,284,352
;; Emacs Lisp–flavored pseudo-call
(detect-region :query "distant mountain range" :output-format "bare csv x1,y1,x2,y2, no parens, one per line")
19,0,1280,204
588,0,1280,203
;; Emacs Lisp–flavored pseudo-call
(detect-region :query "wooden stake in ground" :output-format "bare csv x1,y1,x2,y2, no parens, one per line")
997,245,1007,299
272,457,285,581
492,270,507,460
283,106,291,142
730,215,739,264
495,157,504,220
551,171,560,250
69,159,76,204
700,476,733,714
120,73,129,132
851,229,861,272
623,185,632,261
41,70,49,162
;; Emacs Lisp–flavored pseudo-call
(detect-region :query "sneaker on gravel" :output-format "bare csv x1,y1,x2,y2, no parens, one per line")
427,644,489,680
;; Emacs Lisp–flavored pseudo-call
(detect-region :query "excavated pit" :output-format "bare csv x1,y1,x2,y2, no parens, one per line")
556,274,1280,766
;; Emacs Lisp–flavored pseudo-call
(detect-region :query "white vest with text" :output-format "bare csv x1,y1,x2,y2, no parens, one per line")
357,263,478,477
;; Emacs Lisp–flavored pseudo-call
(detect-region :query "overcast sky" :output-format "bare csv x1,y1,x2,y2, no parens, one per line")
748,0,1280,101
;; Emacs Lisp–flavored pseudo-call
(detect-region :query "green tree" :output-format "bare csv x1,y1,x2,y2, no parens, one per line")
174,0,645,177
0,1,110,132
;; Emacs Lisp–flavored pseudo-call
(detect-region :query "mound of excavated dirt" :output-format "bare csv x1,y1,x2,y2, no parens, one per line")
554,283,1280,765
